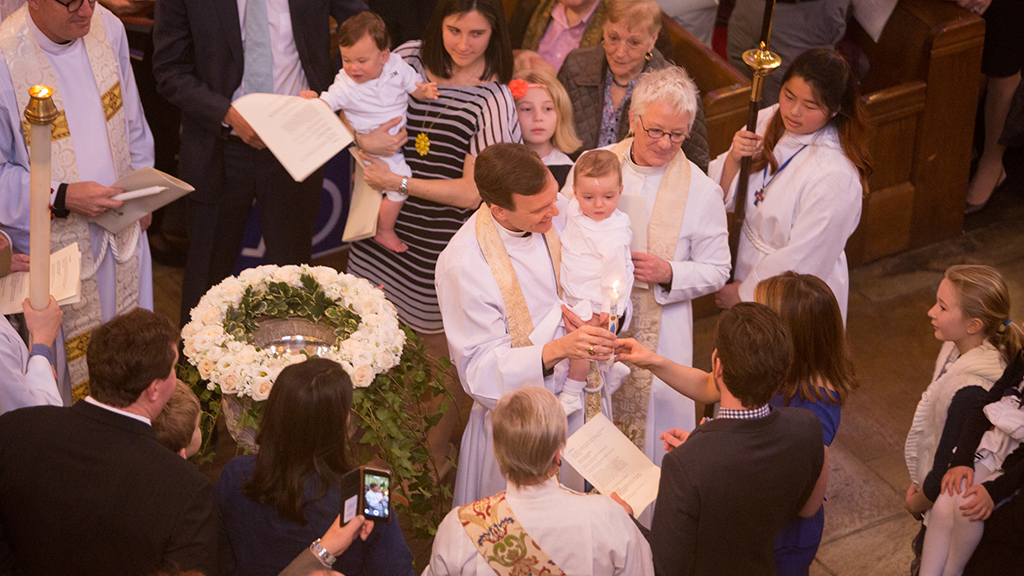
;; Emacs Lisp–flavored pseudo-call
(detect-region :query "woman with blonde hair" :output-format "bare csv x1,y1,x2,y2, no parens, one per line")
426,386,653,575
902,265,1023,576
512,69,582,187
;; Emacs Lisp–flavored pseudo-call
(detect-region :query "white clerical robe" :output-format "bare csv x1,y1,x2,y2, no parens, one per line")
436,203,583,507
427,476,654,576
0,7,154,401
707,104,862,324
0,314,60,415
616,152,730,469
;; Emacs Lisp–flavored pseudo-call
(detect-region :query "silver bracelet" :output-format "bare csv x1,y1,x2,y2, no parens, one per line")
309,538,336,568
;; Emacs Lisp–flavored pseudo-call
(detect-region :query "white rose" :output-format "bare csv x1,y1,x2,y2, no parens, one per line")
220,371,240,394
250,373,274,401
351,364,375,388
310,267,338,286
183,340,197,360
238,267,262,283
274,265,303,285
352,349,373,368
234,345,257,366
205,346,225,363
361,313,381,327
197,358,215,380
198,304,222,325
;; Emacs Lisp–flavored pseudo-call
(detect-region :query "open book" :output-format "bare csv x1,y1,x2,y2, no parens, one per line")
91,167,194,235
0,243,81,315
232,93,354,182
563,413,661,519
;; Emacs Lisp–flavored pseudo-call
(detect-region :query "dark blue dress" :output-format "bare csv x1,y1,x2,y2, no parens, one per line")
217,455,416,576
770,388,841,576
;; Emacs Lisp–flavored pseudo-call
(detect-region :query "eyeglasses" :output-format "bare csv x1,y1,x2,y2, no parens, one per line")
53,0,96,13
638,116,687,144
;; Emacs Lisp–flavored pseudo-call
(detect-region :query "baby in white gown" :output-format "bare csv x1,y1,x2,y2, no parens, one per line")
559,150,634,416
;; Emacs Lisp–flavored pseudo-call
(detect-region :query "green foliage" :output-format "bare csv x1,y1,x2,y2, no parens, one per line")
223,274,361,341
176,363,221,463
351,327,453,539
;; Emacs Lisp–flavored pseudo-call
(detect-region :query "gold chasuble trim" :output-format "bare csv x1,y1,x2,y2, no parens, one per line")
458,492,568,576
607,137,691,450
474,204,562,348
1,6,140,395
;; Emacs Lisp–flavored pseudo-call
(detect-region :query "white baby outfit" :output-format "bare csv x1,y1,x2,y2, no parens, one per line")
557,196,635,416
319,52,421,201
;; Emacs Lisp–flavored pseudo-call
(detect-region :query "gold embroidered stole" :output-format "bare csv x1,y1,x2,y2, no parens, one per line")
521,0,606,52
607,138,690,450
458,491,568,576
1,7,140,399
474,204,561,348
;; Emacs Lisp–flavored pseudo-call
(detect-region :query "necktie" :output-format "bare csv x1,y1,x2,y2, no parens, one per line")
243,0,274,94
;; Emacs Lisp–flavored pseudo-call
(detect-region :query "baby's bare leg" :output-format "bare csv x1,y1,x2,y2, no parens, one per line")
375,197,408,252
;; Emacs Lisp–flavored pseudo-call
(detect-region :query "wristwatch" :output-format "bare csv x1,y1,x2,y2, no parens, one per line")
309,538,336,568
397,177,408,196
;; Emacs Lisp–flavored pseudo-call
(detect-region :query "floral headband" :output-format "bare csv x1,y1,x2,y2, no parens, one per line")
509,78,546,100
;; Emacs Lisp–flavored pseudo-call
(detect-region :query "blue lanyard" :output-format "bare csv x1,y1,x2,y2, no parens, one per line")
754,144,808,206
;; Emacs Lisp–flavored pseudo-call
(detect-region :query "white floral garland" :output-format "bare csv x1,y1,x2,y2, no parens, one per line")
181,265,405,400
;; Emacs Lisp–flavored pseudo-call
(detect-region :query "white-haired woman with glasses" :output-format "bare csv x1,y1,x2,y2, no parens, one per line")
557,0,709,171
561,65,729,488
426,386,654,575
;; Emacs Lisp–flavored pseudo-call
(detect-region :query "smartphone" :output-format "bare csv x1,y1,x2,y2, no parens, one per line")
340,466,391,523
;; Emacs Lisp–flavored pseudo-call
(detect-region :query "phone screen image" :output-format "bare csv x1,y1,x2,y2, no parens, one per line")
362,471,390,521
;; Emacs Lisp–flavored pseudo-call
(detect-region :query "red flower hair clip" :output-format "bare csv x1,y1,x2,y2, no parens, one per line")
509,78,545,100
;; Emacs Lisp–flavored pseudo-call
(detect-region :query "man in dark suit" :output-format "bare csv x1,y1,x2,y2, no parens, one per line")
650,303,827,576
152,0,365,324
0,309,216,575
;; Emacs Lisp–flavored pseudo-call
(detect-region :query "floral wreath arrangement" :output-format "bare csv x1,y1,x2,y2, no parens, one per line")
178,264,452,537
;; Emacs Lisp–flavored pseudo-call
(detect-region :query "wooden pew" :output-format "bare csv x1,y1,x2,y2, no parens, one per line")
659,13,749,159
845,0,984,264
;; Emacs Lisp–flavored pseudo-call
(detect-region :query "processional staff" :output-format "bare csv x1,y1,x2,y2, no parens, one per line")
728,0,782,277
24,86,58,315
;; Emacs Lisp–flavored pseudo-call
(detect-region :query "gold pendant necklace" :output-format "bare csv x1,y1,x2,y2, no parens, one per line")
414,95,453,157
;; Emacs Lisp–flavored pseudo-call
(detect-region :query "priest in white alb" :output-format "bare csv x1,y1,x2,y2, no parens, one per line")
0,0,154,403
436,142,618,507
562,67,731,477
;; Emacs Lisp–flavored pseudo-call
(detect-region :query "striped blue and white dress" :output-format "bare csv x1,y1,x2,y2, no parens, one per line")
346,41,521,333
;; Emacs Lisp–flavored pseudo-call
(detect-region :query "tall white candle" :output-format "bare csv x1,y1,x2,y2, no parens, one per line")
26,86,56,311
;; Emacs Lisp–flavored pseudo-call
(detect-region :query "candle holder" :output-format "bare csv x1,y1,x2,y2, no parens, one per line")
24,85,57,312
25,85,58,125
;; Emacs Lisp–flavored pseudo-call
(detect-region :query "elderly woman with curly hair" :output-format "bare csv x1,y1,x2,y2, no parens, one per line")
557,0,709,171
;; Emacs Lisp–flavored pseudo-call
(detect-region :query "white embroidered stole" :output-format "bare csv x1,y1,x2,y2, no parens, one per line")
1,6,140,399
607,137,690,450
458,491,568,576
474,204,561,348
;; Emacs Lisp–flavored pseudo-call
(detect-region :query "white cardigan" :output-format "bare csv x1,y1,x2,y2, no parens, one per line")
905,340,1005,489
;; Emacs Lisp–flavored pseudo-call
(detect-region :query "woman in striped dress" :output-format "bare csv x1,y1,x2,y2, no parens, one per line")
348,0,520,458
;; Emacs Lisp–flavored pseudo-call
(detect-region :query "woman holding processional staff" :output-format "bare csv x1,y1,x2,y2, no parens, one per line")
710,48,872,326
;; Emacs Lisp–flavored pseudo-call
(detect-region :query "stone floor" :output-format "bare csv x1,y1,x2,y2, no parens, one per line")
153,159,1024,574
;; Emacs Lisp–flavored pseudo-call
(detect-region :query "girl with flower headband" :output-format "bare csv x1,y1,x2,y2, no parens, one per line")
903,265,1024,574
510,71,581,188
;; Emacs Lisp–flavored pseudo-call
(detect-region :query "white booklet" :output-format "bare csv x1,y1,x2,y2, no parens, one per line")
342,147,380,242
563,413,661,519
616,194,649,289
0,243,81,314
232,93,354,182
91,166,195,235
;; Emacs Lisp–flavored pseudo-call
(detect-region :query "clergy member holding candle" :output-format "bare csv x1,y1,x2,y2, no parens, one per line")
563,68,731,481
0,0,155,402
436,143,618,507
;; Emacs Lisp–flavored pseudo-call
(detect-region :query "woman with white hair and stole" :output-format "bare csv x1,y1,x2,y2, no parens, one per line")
426,386,653,575
562,66,730,480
